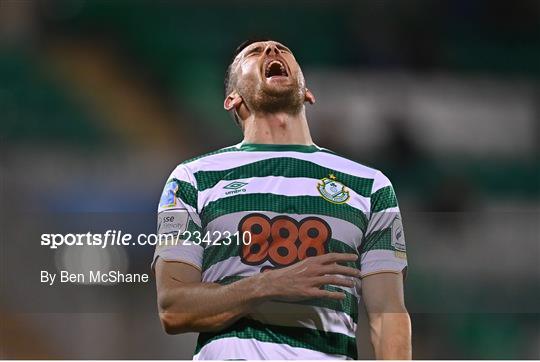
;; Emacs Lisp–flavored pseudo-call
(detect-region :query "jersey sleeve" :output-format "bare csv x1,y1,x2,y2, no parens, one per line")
151,164,203,271
359,171,407,278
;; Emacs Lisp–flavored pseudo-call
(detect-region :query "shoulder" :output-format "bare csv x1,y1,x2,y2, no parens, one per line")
167,143,244,181
173,143,241,169
316,146,391,189
180,143,243,166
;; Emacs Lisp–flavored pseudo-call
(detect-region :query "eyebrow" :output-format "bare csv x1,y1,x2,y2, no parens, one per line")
275,43,292,53
243,43,292,57
244,44,264,55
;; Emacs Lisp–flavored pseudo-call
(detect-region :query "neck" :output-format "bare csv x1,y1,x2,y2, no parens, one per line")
242,108,313,145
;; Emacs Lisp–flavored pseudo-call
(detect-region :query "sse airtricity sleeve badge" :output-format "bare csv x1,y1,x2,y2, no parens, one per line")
317,174,350,204
391,215,407,259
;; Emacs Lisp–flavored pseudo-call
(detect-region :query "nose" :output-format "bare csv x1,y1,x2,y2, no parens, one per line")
264,43,280,56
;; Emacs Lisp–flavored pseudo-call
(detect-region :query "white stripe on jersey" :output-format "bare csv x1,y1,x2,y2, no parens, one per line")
185,149,379,181
249,302,357,337
193,336,350,360
360,249,407,277
365,206,401,234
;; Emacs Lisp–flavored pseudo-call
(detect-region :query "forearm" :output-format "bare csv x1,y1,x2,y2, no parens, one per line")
370,312,412,359
156,253,360,334
159,273,268,333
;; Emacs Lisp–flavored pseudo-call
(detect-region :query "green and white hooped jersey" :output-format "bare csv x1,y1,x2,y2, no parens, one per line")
153,142,407,360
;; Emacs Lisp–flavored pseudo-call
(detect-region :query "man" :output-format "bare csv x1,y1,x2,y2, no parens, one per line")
153,39,411,360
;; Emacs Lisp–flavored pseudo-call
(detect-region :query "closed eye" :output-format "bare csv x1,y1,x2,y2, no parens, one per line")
276,44,292,54
245,46,263,57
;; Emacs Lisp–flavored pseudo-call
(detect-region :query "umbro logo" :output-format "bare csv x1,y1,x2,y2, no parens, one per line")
223,181,248,195
224,181,248,190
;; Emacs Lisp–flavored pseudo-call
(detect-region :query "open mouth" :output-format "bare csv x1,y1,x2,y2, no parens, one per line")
264,59,288,78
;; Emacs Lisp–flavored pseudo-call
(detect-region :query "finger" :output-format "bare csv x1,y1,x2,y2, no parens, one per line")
320,264,361,278
311,289,346,300
313,275,355,288
318,253,358,264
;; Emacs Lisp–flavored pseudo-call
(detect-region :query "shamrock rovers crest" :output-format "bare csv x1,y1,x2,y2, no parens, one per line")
317,174,350,204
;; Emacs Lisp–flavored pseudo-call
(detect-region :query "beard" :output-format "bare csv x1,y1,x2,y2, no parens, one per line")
237,74,305,115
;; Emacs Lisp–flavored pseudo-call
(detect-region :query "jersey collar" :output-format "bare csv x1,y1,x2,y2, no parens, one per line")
238,142,320,153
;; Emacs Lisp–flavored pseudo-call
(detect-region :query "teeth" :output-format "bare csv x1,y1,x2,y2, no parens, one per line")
265,60,286,77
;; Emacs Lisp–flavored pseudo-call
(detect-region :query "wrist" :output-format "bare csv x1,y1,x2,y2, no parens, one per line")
248,271,275,301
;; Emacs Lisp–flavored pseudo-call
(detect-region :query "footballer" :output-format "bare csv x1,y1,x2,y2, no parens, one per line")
153,40,411,360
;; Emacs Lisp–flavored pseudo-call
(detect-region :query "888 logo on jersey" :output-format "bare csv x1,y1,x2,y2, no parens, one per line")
238,213,331,268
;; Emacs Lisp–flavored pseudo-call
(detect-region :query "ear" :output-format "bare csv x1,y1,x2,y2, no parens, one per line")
224,92,243,111
305,88,316,105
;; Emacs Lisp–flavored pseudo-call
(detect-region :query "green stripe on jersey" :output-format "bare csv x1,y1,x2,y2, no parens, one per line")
371,185,397,213
194,157,373,197
213,276,359,321
201,193,368,231
186,219,202,234
195,317,357,359
174,179,198,209
361,227,393,253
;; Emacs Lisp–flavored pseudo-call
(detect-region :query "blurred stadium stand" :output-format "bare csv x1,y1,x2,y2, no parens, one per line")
1,0,539,359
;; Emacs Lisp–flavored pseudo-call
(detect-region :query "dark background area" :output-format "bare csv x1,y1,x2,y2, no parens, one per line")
1,0,539,359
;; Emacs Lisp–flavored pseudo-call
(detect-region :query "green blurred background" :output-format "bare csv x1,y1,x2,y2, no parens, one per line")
1,0,539,359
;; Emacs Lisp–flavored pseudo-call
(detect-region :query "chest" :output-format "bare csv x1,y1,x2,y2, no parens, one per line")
198,176,367,277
